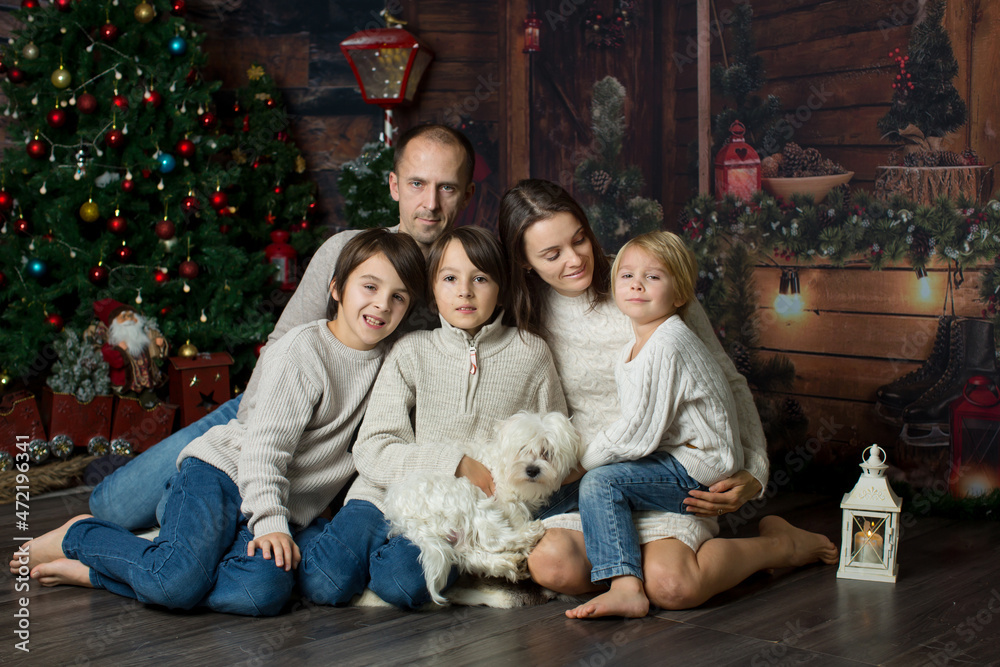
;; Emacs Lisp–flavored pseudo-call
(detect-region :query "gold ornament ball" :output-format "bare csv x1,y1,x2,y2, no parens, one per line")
134,2,156,23
23,42,40,60
79,201,100,222
178,341,199,358
51,67,72,89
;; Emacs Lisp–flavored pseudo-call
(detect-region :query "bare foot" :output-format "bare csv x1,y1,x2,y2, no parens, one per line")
31,558,94,588
760,515,839,567
565,577,650,619
7,514,92,574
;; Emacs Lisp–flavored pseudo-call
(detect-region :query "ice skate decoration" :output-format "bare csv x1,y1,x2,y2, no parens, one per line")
837,445,902,583
875,315,955,425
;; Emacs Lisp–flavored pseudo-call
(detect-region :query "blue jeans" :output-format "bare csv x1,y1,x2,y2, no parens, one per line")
297,499,456,609
64,458,294,616
534,480,581,520
89,396,242,530
579,451,707,583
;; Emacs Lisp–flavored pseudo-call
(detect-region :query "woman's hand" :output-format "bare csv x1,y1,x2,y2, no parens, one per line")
457,455,495,496
248,532,301,571
683,470,762,518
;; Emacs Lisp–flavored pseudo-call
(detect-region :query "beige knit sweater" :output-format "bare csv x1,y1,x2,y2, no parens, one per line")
179,321,384,537
346,313,567,512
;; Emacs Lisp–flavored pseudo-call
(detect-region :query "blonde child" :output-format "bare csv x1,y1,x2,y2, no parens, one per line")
566,231,743,620
298,226,566,609
11,230,426,617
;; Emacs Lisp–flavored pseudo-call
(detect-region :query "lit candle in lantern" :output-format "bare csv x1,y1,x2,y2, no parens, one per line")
852,520,884,564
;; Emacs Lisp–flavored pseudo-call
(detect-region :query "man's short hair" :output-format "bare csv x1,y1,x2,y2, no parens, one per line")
392,124,476,187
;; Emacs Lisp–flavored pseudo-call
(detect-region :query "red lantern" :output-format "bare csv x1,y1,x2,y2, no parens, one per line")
949,376,1000,499
340,26,434,145
714,120,761,202
523,12,542,53
264,230,298,291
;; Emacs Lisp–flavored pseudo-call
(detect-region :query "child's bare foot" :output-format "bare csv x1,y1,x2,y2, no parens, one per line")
31,558,94,588
7,514,92,574
565,576,650,619
760,515,839,566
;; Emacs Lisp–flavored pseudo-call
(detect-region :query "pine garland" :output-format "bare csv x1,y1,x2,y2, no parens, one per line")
337,142,397,229
45,328,111,403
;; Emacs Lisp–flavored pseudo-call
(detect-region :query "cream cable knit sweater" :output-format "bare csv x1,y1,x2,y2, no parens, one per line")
580,314,742,485
541,289,768,551
346,313,567,513
179,321,384,538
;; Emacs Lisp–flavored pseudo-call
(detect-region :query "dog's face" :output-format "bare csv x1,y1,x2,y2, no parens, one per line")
493,412,581,505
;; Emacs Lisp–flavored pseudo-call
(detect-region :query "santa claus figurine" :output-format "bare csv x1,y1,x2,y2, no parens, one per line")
93,299,169,405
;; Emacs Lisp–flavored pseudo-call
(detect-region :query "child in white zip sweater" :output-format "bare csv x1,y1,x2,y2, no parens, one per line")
298,226,566,609
13,230,426,617
566,231,742,620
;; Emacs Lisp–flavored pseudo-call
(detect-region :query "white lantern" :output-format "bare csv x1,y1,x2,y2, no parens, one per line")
837,444,902,583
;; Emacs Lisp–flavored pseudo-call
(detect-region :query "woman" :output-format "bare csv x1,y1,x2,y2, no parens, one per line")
499,179,837,611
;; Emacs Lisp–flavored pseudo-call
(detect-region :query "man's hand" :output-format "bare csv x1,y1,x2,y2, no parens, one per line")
456,455,495,496
683,470,762,518
248,532,301,571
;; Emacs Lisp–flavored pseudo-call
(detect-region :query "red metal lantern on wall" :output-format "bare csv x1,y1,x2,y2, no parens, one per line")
949,375,1000,498
714,120,761,202
340,22,434,146
523,12,542,52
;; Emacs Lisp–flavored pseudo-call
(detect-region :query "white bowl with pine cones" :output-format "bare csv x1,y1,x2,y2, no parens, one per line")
760,142,852,202
762,172,854,203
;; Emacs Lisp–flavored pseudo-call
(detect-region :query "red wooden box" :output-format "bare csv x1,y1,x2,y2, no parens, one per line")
41,387,114,451
0,391,47,455
168,352,234,428
111,396,178,453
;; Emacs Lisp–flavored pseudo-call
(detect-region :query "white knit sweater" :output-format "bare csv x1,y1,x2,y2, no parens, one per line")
541,288,768,550
581,314,742,486
346,313,567,512
178,321,384,538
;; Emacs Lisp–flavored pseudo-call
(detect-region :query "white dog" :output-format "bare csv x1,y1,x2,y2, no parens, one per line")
383,412,581,605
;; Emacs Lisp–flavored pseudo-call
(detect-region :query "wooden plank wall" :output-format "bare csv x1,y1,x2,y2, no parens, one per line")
755,260,987,459
671,0,1000,221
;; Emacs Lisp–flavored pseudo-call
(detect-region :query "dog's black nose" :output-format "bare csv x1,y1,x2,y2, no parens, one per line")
526,465,540,478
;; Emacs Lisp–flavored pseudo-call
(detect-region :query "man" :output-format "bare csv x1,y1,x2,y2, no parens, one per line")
89,124,476,530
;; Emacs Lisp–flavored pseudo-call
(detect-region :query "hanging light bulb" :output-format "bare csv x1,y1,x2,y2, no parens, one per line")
774,267,802,316
915,267,931,301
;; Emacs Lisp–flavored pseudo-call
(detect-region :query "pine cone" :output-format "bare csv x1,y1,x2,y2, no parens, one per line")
962,148,982,166
939,150,964,167
820,158,846,176
783,397,806,424
761,155,781,178
903,151,940,167
910,230,931,258
803,147,823,172
730,343,752,378
781,143,807,176
589,170,612,195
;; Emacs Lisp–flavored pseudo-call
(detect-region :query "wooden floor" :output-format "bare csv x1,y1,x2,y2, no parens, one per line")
2,488,999,666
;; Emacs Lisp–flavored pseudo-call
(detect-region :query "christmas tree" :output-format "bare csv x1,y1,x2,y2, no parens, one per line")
337,140,396,229
877,0,967,141
710,2,785,157
574,76,663,253
0,2,317,383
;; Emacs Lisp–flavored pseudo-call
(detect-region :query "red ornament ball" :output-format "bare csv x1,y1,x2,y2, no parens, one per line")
295,219,310,232
217,206,232,218
46,107,68,128
254,342,265,358
121,177,135,193
77,92,98,114
159,306,172,317
154,219,175,240
198,112,217,129
179,260,199,279
27,138,48,160
89,265,109,286
54,0,72,11
181,196,199,212
209,190,228,209
171,0,186,16
116,245,133,262
105,129,125,149
219,223,231,234
175,138,196,159
8,68,26,84
107,215,128,234
46,313,64,330
141,168,152,179
273,185,283,195
99,23,120,43
15,218,31,235
21,0,39,8
308,201,317,213
112,94,129,110
0,190,14,211
153,269,169,283
143,90,163,108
